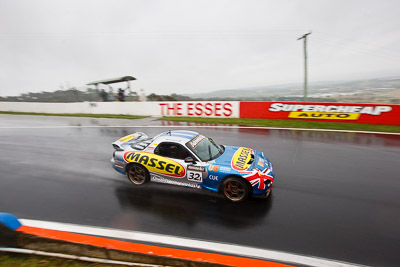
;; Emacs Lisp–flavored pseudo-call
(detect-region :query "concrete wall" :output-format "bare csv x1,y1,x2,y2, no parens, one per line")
0,101,240,118
3,101,398,125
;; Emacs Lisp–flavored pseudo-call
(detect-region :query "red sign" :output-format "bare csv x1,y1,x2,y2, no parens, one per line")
240,102,400,126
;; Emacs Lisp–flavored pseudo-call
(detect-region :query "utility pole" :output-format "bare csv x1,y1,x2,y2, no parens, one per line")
297,32,312,102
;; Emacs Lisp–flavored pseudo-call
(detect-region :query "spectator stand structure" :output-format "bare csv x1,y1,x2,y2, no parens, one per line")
87,76,137,101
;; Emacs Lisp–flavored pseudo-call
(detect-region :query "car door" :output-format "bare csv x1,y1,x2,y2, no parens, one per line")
153,142,206,187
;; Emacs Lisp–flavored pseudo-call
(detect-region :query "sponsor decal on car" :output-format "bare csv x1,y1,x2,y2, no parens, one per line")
219,166,232,172
119,134,136,142
124,151,185,178
114,164,124,169
208,165,219,172
151,174,201,189
187,165,205,183
188,135,206,149
257,158,265,167
187,165,206,172
243,168,274,190
231,147,253,171
208,175,218,181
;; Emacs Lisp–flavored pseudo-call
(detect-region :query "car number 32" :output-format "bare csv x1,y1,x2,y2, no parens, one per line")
187,171,202,182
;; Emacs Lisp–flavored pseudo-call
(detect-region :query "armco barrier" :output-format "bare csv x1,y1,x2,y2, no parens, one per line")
240,101,400,126
0,101,162,116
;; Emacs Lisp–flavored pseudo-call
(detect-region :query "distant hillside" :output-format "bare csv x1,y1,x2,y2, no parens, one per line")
184,76,400,103
1,76,399,104
185,84,299,99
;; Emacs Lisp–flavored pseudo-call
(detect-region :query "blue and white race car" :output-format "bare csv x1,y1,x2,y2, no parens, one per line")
111,130,275,202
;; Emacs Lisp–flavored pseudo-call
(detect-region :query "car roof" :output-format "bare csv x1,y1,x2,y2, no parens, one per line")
153,130,200,145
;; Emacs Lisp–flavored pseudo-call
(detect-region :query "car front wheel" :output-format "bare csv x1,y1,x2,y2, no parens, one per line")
222,177,250,202
126,163,149,185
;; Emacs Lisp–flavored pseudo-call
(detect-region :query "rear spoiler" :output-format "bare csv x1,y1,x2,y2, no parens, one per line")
112,132,149,151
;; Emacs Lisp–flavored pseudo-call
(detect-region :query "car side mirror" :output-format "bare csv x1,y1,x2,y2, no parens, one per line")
184,157,196,164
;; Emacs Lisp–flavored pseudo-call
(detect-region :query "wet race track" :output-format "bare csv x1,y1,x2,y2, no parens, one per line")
0,114,399,267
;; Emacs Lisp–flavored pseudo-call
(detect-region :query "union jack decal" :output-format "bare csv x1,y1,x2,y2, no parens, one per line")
243,168,274,190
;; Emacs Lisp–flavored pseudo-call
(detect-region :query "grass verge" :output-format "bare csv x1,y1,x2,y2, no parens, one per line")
0,252,114,267
159,116,400,133
1,111,399,133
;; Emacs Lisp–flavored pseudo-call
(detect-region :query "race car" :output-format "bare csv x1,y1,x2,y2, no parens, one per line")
111,130,275,202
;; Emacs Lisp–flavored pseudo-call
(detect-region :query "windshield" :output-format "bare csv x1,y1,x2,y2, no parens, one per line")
186,135,224,161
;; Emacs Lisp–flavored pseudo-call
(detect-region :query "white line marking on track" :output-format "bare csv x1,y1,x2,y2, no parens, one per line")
20,219,368,267
0,124,399,135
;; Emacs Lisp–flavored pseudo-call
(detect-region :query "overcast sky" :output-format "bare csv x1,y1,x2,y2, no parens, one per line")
1,0,400,97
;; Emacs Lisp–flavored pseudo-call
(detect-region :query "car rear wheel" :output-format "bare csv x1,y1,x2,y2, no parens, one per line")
126,163,149,185
222,177,250,202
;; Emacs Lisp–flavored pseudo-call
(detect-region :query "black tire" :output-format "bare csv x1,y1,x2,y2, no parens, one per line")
221,177,250,202
126,163,149,185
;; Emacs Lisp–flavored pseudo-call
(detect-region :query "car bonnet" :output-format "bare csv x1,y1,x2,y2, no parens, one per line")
212,146,257,172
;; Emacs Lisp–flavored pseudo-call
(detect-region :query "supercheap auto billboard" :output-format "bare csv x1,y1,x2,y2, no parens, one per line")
240,102,400,126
